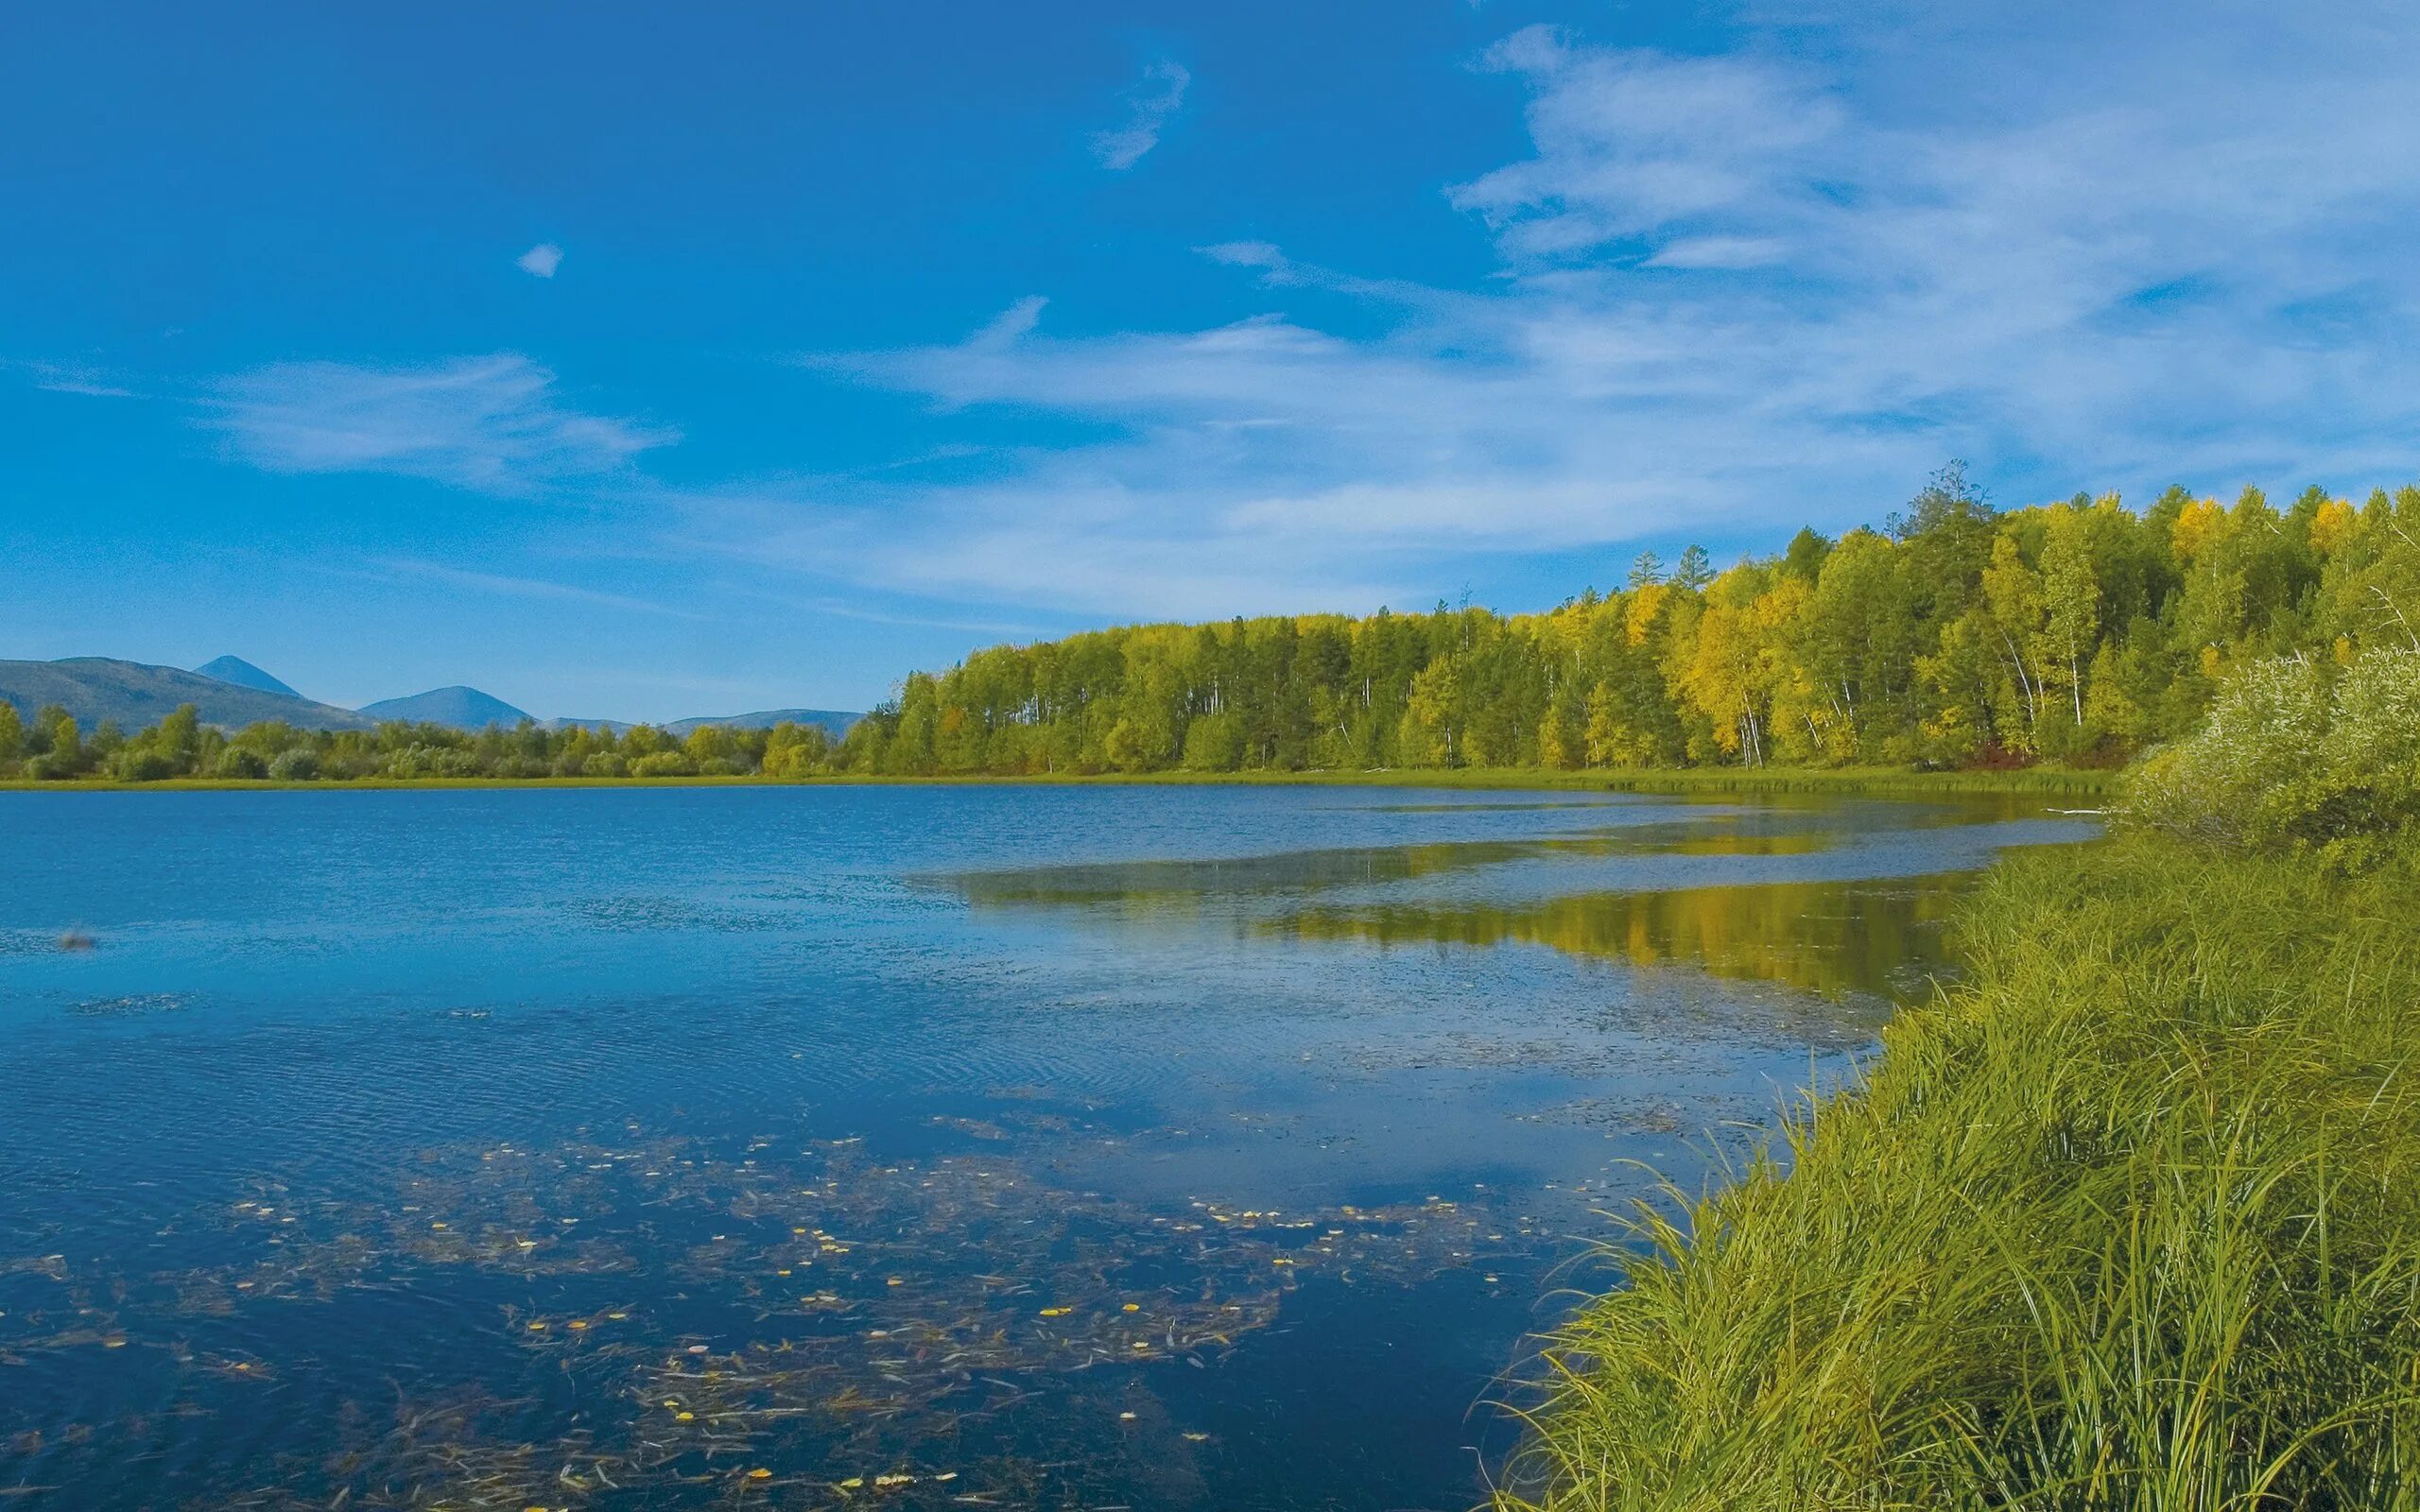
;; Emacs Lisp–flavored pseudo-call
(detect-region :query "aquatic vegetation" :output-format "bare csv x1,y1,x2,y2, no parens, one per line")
2,783,2083,1508
0,1125,1574,1510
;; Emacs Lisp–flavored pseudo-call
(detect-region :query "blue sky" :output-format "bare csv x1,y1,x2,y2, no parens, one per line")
6,1,2418,719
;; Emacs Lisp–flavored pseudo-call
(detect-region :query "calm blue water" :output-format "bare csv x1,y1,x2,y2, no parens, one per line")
0,785,2092,1509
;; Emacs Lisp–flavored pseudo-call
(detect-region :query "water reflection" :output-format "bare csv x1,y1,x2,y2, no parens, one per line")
0,785,2093,1512
942,815,1839,913
1269,872,1963,1005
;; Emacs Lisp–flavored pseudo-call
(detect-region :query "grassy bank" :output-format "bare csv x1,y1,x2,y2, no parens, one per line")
0,764,2121,799
1500,836,2420,1510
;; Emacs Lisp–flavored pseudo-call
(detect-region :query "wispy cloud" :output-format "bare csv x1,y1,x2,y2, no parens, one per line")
374,558,703,618
200,353,675,492
9,359,138,398
1448,29,1842,263
738,8,2420,617
171,7,2420,633
516,243,563,278
1092,60,1190,171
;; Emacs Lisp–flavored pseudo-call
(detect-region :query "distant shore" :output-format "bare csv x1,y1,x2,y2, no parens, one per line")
0,764,2120,799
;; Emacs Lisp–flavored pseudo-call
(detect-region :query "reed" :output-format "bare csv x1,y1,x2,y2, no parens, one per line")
1498,838,2420,1510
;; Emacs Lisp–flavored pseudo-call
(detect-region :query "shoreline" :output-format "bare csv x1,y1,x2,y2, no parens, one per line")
0,765,2121,799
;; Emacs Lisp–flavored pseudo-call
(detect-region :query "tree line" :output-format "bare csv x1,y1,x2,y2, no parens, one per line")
0,705,836,782
833,468,2420,775
14,467,2420,783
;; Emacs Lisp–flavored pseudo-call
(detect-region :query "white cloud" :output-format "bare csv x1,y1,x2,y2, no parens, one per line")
516,243,564,278
375,558,700,618
202,353,675,492
190,8,2420,628
1092,60,1190,171
715,8,2420,619
8,359,138,398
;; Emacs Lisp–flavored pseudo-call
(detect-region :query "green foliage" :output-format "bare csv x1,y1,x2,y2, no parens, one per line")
630,750,697,778
829,472,2420,778
1,714,845,786
18,470,2420,788
1499,840,2420,1511
2123,645,2420,869
267,747,320,782
214,747,271,780
109,748,177,782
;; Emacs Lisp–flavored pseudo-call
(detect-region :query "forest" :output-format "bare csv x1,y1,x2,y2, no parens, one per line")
837,468,2420,777
15,467,2420,786
0,704,834,783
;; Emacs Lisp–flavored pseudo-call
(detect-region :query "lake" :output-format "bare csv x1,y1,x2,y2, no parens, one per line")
0,784,2092,1509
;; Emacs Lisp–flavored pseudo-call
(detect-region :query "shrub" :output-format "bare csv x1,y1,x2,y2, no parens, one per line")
580,752,630,779
630,751,697,779
2122,646,2420,868
382,744,482,779
111,749,177,782
267,748,320,782
215,747,271,780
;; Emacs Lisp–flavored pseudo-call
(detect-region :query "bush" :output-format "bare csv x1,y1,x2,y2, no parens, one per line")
2122,646,2420,868
630,751,698,779
382,744,483,779
267,748,320,782
579,752,630,778
111,749,177,782
215,747,271,780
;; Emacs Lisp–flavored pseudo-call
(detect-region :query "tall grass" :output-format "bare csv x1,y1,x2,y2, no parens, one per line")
1498,840,2420,1510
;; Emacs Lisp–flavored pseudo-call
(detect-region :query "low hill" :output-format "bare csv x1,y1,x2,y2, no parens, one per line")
667,708,859,738
0,658,374,730
550,709,859,737
192,655,302,699
355,686,534,730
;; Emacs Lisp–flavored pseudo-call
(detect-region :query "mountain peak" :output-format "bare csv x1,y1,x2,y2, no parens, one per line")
193,655,302,699
355,685,534,730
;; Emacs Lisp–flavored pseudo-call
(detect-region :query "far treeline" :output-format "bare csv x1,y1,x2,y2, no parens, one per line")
13,467,2420,786
842,467,2420,776
0,706,837,783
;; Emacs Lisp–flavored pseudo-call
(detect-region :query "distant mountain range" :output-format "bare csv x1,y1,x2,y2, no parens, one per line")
0,659,376,731
557,709,862,739
0,656,858,739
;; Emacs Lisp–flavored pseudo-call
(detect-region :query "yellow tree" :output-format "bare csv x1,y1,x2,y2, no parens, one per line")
2038,503,2101,729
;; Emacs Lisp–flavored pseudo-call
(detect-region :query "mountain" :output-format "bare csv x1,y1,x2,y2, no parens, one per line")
7,656,859,740
666,708,859,738
355,686,534,730
548,709,860,737
192,655,302,698
0,658,374,730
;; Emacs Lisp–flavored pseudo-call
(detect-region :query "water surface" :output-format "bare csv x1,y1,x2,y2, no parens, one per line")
0,784,2090,1509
